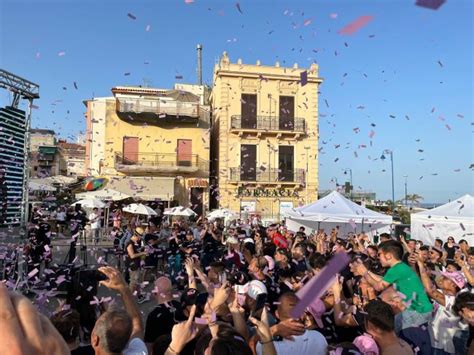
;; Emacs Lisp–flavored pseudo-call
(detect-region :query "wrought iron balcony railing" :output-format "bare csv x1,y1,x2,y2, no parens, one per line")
115,152,209,174
230,115,306,133
229,167,305,184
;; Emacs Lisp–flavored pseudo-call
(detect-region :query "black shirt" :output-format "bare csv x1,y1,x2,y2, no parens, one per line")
126,240,142,271
144,300,185,343
71,345,94,355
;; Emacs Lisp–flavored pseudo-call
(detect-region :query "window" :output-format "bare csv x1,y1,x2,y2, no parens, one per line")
240,144,257,181
241,94,257,129
278,146,294,182
177,139,192,166
279,96,295,130
122,136,139,163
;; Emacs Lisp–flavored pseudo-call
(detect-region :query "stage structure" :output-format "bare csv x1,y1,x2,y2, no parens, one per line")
0,69,39,227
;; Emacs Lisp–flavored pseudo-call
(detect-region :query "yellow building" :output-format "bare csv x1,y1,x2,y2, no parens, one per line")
84,84,211,215
210,53,322,222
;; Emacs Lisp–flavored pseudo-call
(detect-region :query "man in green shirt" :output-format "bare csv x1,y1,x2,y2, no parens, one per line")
353,240,433,332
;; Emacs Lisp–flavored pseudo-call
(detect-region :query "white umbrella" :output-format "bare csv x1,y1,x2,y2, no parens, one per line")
71,198,106,208
164,206,197,217
207,208,238,220
123,203,157,216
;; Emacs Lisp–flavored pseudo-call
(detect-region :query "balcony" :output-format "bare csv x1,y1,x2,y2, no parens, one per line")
230,115,306,137
115,152,209,175
116,98,200,119
229,167,305,185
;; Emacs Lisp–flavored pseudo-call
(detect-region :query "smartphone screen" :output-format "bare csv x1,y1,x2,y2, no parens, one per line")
251,293,267,320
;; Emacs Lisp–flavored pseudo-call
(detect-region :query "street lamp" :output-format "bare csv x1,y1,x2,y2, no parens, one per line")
403,175,408,207
343,168,353,199
380,150,395,217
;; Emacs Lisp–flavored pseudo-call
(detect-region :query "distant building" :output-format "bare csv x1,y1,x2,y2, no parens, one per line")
83,84,211,215
319,189,377,204
57,140,86,177
210,53,322,221
29,128,60,178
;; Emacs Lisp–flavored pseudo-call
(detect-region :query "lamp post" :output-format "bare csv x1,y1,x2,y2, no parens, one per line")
403,175,408,207
380,150,395,217
343,168,353,199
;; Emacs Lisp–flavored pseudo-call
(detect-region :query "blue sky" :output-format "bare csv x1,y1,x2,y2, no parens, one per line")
0,0,472,203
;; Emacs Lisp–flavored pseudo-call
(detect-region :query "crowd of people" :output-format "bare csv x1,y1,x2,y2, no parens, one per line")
2,206,474,355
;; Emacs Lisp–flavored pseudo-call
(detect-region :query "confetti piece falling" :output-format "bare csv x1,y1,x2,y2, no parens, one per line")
127,13,137,20
416,0,446,10
73,82,78,89
35,52,41,59
58,51,66,56
369,130,375,139
300,70,308,86
339,15,374,35
303,18,312,26
235,2,243,14
330,13,338,19
146,25,151,32
185,0,194,3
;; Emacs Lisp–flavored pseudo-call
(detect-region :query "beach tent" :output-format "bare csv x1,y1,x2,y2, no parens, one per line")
286,191,392,237
75,188,130,201
411,194,474,245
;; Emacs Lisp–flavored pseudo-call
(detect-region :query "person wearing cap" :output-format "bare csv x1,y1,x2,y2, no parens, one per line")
125,227,147,302
417,256,469,354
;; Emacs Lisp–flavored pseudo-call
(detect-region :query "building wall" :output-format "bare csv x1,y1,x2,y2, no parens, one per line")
100,97,210,210
30,132,55,152
84,97,110,176
211,53,322,221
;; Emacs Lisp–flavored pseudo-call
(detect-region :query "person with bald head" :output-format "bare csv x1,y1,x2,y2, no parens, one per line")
144,276,185,349
256,291,327,355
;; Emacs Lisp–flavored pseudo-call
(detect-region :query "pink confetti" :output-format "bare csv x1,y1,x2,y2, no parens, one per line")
339,15,374,35
58,51,66,56
28,268,39,278
303,18,312,26
330,13,338,19
184,0,194,3
369,130,375,139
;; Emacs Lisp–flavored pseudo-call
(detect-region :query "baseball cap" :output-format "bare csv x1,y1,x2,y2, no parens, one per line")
441,271,466,290
234,280,267,300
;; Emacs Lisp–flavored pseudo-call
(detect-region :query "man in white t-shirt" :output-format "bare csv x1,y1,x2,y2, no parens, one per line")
256,292,327,355
88,208,101,244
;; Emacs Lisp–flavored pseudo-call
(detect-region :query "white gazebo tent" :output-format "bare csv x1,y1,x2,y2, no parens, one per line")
411,194,474,246
75,189,130,201
286,191,392,237
164,206,197,217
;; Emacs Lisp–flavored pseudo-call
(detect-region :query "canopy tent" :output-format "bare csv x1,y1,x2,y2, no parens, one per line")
411,194,474,245
164,206,197,217
286,191,392,236
75,189,130,201
71,198,106,209
123,203,157,216
29,180,56,192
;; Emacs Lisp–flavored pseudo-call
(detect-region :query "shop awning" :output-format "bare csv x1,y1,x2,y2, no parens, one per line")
106,176,175,201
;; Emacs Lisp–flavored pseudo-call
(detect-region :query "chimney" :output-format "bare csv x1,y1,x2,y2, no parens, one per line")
197,44,203,85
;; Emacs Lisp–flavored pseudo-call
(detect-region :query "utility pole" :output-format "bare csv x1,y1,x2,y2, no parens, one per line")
381,150,395,218
404,175,408,207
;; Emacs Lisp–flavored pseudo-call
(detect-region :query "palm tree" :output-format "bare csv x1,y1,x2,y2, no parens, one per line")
406,194,424,206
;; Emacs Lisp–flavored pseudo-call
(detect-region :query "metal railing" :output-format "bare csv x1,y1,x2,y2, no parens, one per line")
115,152,209,172
229,167,305,184
116,98,200,118
230,115,306,133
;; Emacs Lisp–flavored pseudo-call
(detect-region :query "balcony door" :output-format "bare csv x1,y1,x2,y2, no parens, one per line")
240,144,257,181
279,96,295,130
278,146,294,182
241,94,257,129
177,139,192,166
123,136,139,163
